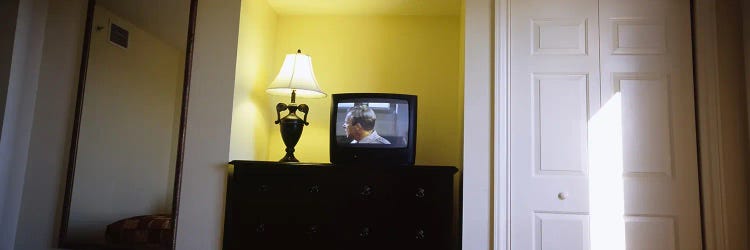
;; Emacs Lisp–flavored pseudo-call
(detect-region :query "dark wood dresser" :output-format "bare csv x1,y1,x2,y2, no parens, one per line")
222,160,459,250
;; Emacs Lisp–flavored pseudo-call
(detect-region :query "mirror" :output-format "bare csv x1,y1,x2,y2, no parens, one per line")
59,0,197,249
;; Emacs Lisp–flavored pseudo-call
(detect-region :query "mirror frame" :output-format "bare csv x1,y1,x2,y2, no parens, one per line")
57,0,199,249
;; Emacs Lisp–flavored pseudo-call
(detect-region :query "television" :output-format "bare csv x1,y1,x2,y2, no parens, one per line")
329,93,417,166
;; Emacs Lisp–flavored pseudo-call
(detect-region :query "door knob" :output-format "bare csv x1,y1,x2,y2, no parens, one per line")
416,229,425,240
308,184,320,193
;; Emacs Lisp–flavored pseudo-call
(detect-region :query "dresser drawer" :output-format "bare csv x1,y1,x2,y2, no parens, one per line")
390,218,451,250
337,174,401,209
224,221,296,250
224,162,458,250
335,222,391,250
236,174,331,200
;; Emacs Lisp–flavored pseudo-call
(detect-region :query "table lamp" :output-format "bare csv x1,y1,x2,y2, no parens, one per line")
267,49,326,162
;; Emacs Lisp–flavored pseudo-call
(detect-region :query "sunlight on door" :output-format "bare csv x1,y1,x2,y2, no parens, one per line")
588,93,626,250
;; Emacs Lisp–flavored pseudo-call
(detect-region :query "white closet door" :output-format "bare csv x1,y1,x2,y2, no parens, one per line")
509,0,600,249
508,0,702,249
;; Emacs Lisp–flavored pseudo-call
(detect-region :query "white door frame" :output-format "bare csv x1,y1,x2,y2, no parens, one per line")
471,0,746,249
493,0,510,249
691,0,724,248
462,0,496,249
692,0,748,249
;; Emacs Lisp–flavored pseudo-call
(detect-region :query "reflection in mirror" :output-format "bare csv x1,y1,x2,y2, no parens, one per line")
60,0,195,249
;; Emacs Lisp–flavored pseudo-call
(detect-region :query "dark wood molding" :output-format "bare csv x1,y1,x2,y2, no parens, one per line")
57,0,199,248
170,0,199,249
58,0,96,247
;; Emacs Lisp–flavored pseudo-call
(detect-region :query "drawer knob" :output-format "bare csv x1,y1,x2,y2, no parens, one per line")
558,192,568,200
359,227,370,238
308,184,321,193
256,224,265,233
306,225,319,236
360,185,373,198
416,229,425,240
258,184,271,192
416,188,426,198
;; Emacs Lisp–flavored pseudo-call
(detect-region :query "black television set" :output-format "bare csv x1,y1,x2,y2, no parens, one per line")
330,93,417,166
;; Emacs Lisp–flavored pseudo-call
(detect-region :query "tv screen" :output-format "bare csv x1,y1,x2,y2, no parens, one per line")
330,93,417,166
334,99,410,148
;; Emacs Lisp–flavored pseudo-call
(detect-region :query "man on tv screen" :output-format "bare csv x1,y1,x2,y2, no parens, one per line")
343,104,391,144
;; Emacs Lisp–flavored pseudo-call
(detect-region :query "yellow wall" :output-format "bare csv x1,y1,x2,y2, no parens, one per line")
267,15,462,166
229,0,278,160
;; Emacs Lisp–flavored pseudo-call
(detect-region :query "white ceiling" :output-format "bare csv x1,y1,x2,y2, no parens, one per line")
97,0,191,50
267,0,462,16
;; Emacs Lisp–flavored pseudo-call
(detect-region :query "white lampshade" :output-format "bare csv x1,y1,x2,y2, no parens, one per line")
266,50,326,98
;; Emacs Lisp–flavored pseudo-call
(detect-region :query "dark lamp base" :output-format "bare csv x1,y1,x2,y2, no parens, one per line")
279,153,299,162
274,102,310,163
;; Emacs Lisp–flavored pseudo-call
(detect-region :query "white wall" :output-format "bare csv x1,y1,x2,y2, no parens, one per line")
8,0,244,249
174,0,241,249
462,0,493,249
13,0,86,249
65,5,183,244
0,0,21,247
4,0,243,249
0,0,48,249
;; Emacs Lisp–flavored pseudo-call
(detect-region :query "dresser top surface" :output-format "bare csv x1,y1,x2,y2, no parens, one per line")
228,160,459,174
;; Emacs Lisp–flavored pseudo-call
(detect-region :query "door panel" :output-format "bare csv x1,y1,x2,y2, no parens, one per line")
535,74,589,176
600,0,702,248
534,213,590,250
509,0,701,249
510,0,600,249
618,74,672,177
624,216,677,250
